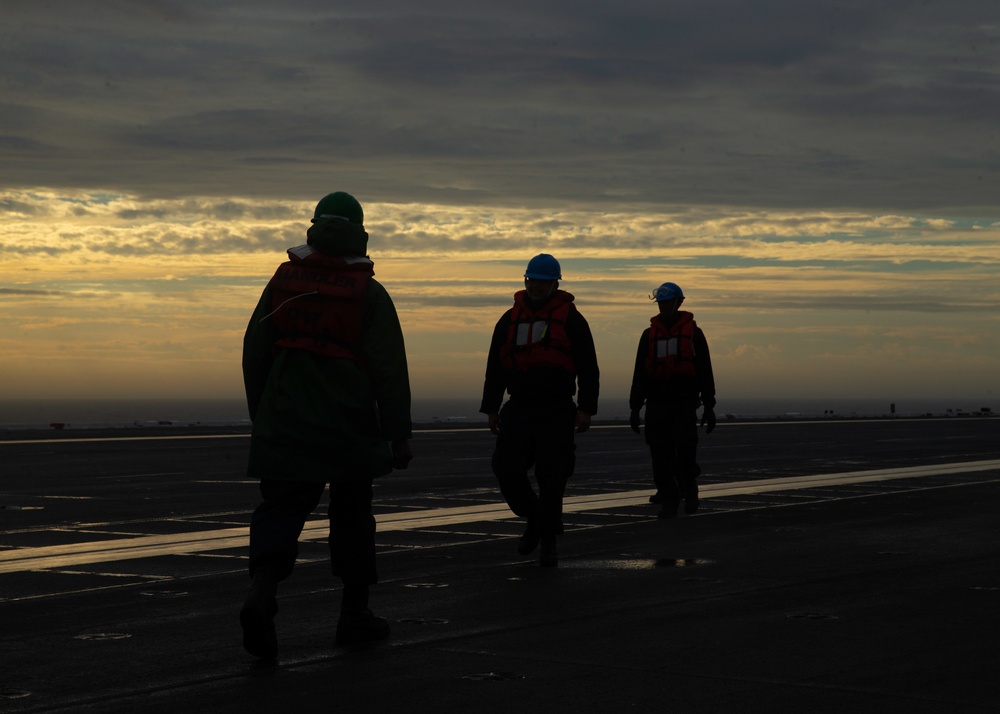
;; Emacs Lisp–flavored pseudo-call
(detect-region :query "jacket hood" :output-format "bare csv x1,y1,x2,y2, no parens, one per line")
306,217,369,257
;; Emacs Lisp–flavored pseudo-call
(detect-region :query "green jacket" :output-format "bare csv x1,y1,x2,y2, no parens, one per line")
242,221,411,482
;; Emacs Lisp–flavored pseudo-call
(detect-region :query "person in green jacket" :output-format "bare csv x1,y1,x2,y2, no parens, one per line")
239,191,412,659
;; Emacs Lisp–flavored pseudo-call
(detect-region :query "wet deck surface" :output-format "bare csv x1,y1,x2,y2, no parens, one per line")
1,418,998,712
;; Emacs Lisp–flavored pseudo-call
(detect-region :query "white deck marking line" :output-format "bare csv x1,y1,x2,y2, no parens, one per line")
1,459,997,574
0,418,974,446
0,434,252,446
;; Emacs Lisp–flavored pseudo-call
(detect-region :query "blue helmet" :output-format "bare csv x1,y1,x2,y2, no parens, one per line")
524,253,562,280
653,282,684,302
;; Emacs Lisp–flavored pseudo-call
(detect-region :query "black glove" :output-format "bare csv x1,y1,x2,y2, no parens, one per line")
629,409,641,434
700,409,716,435
391,440,413,469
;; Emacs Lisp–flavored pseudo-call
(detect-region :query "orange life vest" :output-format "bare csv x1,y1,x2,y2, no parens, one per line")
645,311,697,378
265,245,373,360
500,290,576,373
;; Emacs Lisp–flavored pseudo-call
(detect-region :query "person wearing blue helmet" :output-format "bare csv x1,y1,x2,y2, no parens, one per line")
628,281,716,518
480,254,600,566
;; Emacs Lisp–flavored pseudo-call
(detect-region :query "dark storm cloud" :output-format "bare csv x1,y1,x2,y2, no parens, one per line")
113,199,301,222
1,1,998,213
0,195,45,216
0,287,66,296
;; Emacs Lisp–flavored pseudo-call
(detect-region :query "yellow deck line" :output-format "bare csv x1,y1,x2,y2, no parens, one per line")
2,459,998,574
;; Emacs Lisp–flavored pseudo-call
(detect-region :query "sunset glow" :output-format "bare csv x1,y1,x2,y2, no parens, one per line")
2,3,998,412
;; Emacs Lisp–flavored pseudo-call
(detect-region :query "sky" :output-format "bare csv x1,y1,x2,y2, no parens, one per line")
2,1,999,414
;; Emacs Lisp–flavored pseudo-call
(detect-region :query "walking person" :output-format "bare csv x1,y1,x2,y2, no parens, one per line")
480,254,600,566
629,281,716,518
240,191,412,659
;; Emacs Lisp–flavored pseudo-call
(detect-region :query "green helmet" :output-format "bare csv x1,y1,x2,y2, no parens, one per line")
311,191,364,227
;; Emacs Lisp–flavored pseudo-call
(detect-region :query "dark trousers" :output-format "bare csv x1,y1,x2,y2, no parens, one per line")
491,400,577,537
644,405,701,501
248,478,377,586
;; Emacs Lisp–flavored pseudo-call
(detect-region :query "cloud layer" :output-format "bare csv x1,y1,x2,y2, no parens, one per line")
3,190,998,403
2,2,999,408
3,2,999,211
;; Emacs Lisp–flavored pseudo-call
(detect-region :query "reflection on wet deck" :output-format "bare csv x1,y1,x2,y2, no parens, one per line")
2,458,997,574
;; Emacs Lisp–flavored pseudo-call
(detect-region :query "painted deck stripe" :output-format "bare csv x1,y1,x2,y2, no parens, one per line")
1,459,998,574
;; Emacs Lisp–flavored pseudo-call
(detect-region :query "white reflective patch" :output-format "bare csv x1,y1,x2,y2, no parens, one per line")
515,320,549,346
656,338,679,358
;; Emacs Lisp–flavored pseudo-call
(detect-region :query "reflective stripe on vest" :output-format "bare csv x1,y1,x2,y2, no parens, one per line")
266,248,373,360
500,290,576,373
645,311,697,378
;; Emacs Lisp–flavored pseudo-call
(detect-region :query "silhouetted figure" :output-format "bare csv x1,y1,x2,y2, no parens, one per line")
240,191,412,659
480,254,600,566
629,282,716,518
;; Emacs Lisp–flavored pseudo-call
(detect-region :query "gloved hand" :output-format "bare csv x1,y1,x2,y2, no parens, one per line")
700,408,716,435
629,409,641,434
391,440,413,469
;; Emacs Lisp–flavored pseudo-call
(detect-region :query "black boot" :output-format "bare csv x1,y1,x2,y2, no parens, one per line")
539,535,558,567
240,563,280,659
336,584,390,646
657,498,680,519
683,479,700,514
517,512,541,555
